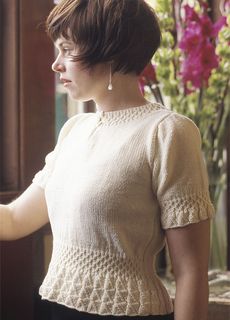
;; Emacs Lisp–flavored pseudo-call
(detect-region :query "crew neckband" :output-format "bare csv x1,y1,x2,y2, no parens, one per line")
95,102,166,125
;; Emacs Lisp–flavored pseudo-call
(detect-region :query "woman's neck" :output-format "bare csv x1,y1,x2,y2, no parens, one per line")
94,73,149,112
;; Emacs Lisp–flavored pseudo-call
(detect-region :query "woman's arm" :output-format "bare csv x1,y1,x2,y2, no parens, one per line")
165,219,210,320
0,184,49,240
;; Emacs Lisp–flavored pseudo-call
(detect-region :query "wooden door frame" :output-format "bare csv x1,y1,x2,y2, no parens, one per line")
0,1,55,319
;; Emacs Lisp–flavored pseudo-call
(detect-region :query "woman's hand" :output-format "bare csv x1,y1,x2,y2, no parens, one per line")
0,184,49,240
166,219,210,320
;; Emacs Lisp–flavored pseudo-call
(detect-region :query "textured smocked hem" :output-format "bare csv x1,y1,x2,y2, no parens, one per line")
39,242,173,316
39,270,173,316
161,189,215,229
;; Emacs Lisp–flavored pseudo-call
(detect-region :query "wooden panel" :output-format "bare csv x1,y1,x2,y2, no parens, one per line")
0,1,55,320
0,237,34,320
19,0,55,188
0,191,20,203
0,0,20,192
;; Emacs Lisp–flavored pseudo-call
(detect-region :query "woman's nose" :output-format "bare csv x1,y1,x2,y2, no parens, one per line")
52,58,65,73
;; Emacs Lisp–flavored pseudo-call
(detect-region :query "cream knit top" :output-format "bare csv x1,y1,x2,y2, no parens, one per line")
32,103,214,316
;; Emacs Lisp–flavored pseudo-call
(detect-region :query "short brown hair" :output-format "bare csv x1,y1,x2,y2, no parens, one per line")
46,0,161,75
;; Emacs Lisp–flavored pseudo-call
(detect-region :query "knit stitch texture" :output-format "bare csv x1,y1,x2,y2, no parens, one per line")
32,103,214,316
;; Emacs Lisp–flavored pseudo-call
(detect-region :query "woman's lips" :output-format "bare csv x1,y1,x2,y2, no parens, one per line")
60,78,72,86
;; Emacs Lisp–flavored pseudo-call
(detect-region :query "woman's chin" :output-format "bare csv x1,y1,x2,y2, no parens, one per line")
68,92,91,102
66,89,91,102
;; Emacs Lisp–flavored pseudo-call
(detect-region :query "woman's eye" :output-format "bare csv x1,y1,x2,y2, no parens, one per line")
62,48,72,55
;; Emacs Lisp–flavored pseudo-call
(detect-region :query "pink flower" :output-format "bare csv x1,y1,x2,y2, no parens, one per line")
180,52,204,89
184,4,200,22
199,0,210,11
180,41,219,89
139,63,157,93
200,42,219,77
212,16,227,37
200,15,214,37
181,5,226,41
179,4,225,91
179,22,202,53
200,14,226,38
140,63,157,82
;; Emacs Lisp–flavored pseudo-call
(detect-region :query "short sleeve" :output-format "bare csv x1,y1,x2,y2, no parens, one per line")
153,113,215,229
32,115,79,189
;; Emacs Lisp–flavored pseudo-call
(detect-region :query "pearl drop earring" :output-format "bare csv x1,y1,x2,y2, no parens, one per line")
108,63,113,91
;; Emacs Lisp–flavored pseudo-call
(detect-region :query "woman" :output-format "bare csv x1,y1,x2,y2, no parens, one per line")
0,1,214,319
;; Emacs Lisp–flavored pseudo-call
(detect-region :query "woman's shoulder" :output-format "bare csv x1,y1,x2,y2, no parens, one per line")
150,103,194,123
57,112,94,143
149,103,200,136
142,104,202,151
